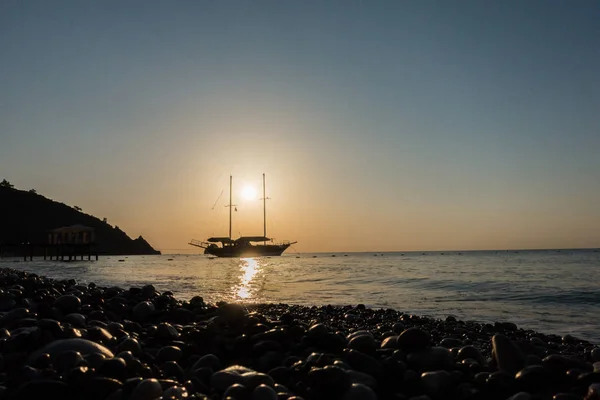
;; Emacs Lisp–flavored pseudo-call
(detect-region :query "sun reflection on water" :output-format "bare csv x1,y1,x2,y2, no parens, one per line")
236,257,260,300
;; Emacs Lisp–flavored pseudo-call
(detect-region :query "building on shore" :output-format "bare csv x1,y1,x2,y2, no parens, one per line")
48,224,95,245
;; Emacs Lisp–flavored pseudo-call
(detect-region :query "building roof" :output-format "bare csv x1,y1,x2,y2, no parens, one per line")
50,225,95,233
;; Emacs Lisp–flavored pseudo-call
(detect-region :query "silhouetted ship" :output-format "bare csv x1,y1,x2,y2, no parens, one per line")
189,174,296,258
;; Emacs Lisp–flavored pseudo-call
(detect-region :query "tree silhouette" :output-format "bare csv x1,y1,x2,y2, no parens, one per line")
74,206,82,212
0,179,14,188
29,189,37,194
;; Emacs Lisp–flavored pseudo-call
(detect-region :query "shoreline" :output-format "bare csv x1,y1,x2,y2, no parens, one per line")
0,267,599,399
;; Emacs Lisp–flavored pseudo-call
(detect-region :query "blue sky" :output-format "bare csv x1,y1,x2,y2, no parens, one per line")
1,1,599,252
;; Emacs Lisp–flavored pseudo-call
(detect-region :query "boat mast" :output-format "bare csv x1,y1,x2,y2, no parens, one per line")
229,175,232,239
263,173,266,244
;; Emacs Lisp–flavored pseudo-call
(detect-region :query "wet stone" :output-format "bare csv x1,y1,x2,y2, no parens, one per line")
10,379,69,400
156,322,180,340
29,338,114,363
157,346,182,363
223,383,250,399
63,313,86,328
307,365,351,395
421,370,452,397
130,378,163,400
54,295,81,314
381,335,399,349
307,323,329,338
132,301,155,322
440,338,463,348
342,383,378,400
515,365,551,391
348,334,376,354
398,328,431,352
407,346,454,372
53,350,84,372
253,383,278,400
492,334,526,375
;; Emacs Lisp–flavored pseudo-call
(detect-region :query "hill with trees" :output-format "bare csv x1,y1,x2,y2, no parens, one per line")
0,179,160,255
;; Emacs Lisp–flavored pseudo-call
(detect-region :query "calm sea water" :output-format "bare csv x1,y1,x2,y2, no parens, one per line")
2,249,600,343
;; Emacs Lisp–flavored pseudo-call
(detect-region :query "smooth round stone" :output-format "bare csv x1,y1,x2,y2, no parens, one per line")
155,323,179,340
515,365,551,390
162,385,188,399
0,295,16,312
492,334,525,375
347,330,373,341
307,323,328,338
253,384,278,400
10,379,69,400
84,377,123,400
99,357,127,380
53,350,84,372
307,365,351,394
397,328,430,352
440,338,463,348
115,351,136,364
211,370,246,392
530,337,546,347
54,295,81,314
63,313,86,328
132,301,155,322
130,378,163,400
421,370,452,396
342,383,377,400
381,335,398,349
158,346,182,363
592,348,600,362
346,370,377,389
141,284,156,297
0,307,29,327
342,349,383,378
457,345,485,365
192,353,221,371
407,347,454,372
223,383,250,399
84,352,107,369
562,334,576,344
242,372,275,390
507,392,532,400
118,337,142,355
28,338,114,363
348,334,376,354
553,393,582,400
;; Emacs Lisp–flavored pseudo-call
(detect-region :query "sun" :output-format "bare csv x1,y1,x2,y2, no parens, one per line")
241,185,257,200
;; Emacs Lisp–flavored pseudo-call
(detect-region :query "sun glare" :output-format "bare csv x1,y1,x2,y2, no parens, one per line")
241,185,257,200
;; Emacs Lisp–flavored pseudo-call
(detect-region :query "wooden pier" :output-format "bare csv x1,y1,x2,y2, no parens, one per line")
1,225,98,261
0,242,98,261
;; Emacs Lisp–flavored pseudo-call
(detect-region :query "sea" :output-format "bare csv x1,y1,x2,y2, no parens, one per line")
2,249,600,343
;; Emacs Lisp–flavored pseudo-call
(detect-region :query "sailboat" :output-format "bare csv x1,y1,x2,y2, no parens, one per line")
189,174,297,257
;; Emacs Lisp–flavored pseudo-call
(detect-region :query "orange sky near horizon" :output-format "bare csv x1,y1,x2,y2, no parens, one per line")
1,2,600,253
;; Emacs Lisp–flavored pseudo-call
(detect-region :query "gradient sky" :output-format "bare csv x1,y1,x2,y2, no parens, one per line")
1,1,599,253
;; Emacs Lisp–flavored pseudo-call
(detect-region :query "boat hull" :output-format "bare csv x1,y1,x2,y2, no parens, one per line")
205,243,291,258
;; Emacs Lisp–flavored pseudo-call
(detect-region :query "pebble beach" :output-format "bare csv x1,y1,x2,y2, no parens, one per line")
1,267,600,400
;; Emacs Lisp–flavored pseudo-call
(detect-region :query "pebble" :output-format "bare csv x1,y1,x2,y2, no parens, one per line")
253,384,278,400
132,301,155,322
398,328,430,352
130,378,163,400
492,334,526,375
28,338,114,363
342,383,378,400
420,370,452,396
0,267,596,400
